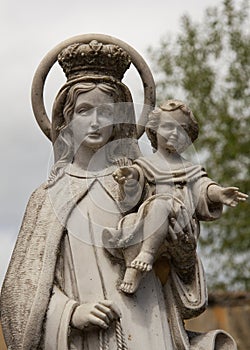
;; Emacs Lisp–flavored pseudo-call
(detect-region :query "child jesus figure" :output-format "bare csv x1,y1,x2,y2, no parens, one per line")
103,100,248,294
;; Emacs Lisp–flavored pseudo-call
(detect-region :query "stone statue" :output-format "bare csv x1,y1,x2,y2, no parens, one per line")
103,100,247,296
0,34,246,350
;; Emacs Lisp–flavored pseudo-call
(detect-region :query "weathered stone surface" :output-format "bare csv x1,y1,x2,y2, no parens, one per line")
1,296,250,350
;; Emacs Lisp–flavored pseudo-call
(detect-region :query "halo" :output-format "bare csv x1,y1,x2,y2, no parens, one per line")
31,34,155,142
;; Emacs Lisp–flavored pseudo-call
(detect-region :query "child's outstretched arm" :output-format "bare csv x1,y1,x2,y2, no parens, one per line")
207,184,248,207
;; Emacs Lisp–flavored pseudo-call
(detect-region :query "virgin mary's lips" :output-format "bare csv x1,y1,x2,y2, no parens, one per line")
87,131,101,137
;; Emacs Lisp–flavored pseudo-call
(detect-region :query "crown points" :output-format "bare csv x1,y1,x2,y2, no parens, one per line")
58,40,131,81
89,40,102,51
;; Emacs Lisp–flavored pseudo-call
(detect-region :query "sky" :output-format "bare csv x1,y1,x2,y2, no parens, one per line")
0,0,222,286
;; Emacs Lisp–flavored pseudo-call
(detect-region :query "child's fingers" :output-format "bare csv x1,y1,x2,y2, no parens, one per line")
237,192,248,200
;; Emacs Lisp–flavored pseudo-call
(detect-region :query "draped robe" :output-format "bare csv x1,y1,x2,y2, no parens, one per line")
0,162,237,350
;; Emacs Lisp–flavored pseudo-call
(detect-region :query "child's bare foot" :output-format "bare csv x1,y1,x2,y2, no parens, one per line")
131,252,154,272
119,267,143,294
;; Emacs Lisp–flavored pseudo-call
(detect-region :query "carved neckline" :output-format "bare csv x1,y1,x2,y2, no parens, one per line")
65,162,117,178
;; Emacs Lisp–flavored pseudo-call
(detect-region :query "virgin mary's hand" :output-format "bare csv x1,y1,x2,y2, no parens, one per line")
166,206,197,283
71,300,122,331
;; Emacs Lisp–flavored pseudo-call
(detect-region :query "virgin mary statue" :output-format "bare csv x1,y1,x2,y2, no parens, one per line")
0,35,236,350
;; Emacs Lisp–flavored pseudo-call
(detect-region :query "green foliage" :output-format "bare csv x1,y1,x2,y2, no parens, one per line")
148,0,250,291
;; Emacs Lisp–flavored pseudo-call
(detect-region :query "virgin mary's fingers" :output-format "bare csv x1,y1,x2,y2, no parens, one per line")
91,309,110,324
100,300,122,318
179,206,194,234
168,224,177,241
95,303,117,321
170,211,189,236
88,314,109,329
169,217,183,236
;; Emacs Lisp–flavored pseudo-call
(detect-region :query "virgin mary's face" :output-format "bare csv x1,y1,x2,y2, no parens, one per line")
71,87,115,150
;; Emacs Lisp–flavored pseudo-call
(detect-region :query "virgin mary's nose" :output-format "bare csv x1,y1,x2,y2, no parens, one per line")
90,108,99,128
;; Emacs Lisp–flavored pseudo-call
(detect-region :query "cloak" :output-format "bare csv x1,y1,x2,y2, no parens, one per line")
0,169,237,349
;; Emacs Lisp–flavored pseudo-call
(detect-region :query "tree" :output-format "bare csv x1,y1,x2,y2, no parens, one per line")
148,0,250,291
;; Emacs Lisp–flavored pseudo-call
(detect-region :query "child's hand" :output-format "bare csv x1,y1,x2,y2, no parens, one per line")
219,187,248,207
207,184,248,207
113,166,139,185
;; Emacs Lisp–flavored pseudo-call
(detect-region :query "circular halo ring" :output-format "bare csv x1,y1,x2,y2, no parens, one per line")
31,33,156,142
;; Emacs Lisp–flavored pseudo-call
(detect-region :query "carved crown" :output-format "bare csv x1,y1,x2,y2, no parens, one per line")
58,40,131,80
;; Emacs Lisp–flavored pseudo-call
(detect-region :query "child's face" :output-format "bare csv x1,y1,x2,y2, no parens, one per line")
156,111,190,154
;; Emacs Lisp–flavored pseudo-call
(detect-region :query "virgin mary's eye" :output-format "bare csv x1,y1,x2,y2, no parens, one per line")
78,108,92,116
98,105,113,117
75,103,93,116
